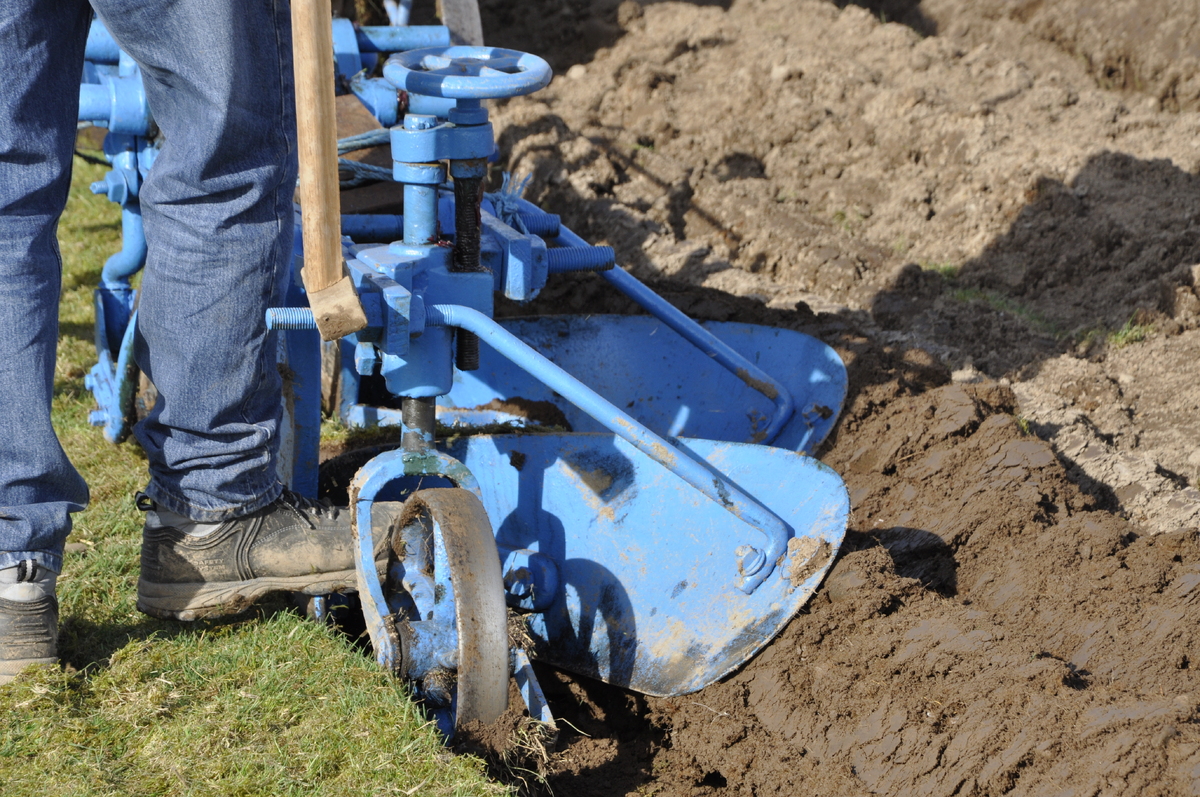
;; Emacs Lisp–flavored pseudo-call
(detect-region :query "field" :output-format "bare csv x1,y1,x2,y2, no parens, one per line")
5,0,1200,794
478,0,1200,793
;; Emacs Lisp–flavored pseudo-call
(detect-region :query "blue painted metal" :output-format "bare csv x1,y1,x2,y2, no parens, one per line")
84,306,139,443
383,46,552,100
479,208,548,301
424,303,790,594
350,74,457,126
83,132,159,441
279,229,323,497
349,447,483,674
390,116,496,165
440,433,848,696
546,244,615,274
536,210,804,446
85,20,121,63
341,214,404,241
356,25,452,53
513,648,557,735
78,62,151,136
329,18,452,82
443,316,844,454
331,17,364,81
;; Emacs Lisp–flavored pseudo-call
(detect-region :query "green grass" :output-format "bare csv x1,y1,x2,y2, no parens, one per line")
948,287,1060,337
1106,316,1153,348
1074,315,1155,352
0,153,504,797
920,261,958,280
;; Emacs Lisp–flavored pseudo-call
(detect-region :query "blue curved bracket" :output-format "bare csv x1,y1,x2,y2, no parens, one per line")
348,448,481,671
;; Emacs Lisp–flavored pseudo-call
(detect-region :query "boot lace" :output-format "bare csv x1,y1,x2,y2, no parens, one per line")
277,489,342,528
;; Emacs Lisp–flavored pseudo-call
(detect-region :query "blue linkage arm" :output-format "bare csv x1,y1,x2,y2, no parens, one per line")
522,201,797,445
424,303,790,594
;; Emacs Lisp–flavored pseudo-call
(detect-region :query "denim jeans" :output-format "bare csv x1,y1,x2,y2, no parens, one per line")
0,0,298,573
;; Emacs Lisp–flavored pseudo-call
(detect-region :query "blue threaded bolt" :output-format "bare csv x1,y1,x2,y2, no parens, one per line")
265,307,318,330
517,211,561,237
547,245,615,273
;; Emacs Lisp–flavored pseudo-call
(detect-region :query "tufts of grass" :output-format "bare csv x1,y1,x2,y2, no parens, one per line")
949,287,1060,337
0,153,506,796
920,261,958,281
1107,316,1153,348
831,209,852,233
1075,316,1154,353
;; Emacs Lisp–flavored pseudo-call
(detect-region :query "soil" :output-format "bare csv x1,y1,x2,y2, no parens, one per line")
390,0,1200,792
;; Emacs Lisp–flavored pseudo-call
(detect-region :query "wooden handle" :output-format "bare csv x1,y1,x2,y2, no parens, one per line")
291,0,367,340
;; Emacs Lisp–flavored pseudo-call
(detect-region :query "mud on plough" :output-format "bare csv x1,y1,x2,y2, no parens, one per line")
81,13,851,738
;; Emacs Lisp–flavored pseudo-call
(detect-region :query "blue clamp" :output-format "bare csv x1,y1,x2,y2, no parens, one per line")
78,68,151,136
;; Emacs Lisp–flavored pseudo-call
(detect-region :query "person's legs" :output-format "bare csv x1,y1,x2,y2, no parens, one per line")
93,0,381,620
93,0,298,521
0,0,92,684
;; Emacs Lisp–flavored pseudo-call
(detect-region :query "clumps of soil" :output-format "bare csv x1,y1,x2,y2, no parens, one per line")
539,375,1200,795
472,397,573,430
455,682,559,797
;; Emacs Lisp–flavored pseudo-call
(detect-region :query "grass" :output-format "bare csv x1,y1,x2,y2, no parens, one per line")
920,261,958,280
0,152,505,797
948,287,1061,337
1074,315,1155,353
1106,316,1153,348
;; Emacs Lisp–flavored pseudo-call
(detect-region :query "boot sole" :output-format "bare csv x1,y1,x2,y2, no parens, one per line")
0,658,58,686
137,570,364,621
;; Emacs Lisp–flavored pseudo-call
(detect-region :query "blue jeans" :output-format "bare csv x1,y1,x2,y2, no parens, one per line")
0,0,298,574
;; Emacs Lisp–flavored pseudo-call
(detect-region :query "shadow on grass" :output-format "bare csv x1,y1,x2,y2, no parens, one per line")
58,321,95,345
57,598,302,675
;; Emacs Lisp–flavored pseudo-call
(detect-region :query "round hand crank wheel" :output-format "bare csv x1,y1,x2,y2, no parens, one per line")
383,45,552,100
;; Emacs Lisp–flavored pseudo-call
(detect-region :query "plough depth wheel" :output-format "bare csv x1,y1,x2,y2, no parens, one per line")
367,488,509,729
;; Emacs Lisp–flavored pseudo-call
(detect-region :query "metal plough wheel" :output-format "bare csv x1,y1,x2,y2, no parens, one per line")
386,487,509,729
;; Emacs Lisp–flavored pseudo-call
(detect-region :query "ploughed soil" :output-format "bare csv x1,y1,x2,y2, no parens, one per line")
407,0,1200,793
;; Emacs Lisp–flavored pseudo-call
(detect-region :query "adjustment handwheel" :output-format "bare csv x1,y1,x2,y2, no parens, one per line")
383,45,552,100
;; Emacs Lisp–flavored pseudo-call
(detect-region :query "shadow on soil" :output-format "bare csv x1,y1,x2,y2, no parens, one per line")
482,0,732,73
835,0,936,35
481,0,935,73
869,151,1200,379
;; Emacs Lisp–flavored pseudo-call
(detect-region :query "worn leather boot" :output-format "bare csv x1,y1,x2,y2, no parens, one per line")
137,490,385,621
0,561,58,686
